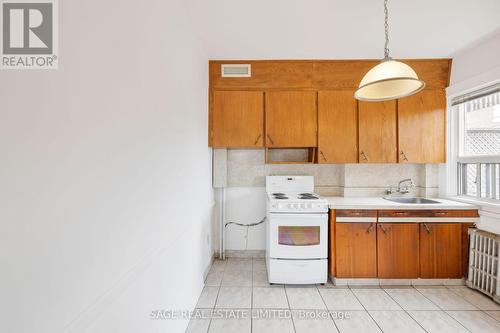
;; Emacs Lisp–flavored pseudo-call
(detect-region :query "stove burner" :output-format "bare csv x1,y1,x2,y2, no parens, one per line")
298,193,319,200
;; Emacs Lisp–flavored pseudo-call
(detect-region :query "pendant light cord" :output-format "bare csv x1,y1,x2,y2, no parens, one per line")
384,0,390,59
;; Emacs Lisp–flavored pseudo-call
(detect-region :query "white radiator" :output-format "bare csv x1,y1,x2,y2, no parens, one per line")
467,228,500,303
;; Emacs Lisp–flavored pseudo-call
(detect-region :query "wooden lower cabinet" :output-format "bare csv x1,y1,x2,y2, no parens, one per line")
335,223,377,278
420,223,462,278
377,223,419,278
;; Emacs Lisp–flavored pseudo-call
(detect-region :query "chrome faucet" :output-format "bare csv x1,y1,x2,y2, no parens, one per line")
385,178,415,195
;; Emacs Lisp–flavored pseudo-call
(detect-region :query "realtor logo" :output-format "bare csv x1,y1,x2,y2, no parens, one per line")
1,0,58,69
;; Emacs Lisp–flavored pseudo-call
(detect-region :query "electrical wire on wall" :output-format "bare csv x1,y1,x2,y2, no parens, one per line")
225,217,266,251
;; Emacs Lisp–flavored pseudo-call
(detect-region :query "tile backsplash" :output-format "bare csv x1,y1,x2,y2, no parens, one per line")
214,149,441,197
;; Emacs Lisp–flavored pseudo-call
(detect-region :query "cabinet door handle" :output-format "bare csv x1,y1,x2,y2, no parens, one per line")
423,223,432,234
379,224,388,234
360,151,368,161
366,223,375,233
253,134,262,145
400,150,408,161
320,150,327,161
266,134,275,145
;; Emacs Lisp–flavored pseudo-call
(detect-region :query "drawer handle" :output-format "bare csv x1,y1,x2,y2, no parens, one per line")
254,134,262,145
379,225,388,234
266,134,275,145
434,212,448,216
366,223,375,233
423,223,432,234
393,212,407,216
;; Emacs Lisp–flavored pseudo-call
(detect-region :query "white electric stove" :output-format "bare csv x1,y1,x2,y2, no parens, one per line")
266,176,329,284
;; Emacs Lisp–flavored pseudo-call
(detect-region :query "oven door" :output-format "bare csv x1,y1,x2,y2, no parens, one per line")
268,213,327,259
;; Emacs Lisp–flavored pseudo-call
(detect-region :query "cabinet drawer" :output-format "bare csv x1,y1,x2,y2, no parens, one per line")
336,210,377,217
378,210,479,218
335,210,377,223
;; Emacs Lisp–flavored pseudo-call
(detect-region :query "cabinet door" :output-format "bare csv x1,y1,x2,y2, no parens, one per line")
358,101,397,163
212,91,264,147
398,90,446,163
318,91,358,163
377,223,419,278
336,223,377,278
265,91,317,147
420,223,462,278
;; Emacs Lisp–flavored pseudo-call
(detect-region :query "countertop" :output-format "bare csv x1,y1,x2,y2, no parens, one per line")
322,196,479,210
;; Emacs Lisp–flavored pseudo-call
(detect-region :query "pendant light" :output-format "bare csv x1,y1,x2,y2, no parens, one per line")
354,0,425,102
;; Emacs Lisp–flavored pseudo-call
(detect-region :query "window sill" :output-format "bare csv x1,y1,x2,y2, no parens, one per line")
448,196,500,216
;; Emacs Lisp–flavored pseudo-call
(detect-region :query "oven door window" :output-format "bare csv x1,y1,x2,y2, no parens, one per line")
278,226,320,246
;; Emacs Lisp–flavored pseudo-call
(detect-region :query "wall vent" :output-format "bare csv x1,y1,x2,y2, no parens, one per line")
221,64,251,77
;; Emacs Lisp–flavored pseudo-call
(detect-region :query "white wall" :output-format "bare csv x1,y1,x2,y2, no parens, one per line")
0,1,213,333
449,30,500,89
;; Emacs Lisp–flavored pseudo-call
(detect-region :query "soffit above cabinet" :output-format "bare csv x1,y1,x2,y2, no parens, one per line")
209,59,452,90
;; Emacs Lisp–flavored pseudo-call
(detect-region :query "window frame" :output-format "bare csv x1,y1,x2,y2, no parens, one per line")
446,81,500,208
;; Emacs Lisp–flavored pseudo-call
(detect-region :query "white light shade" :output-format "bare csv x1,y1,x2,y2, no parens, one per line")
354,60,425,101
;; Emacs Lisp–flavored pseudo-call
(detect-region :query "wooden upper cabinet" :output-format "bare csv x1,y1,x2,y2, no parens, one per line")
318,91,358,163
398,90,446,163
358,101,397,163
211,90,264,147
336,222,377,278
420,223,462,278
265,91,317,147
377,223,419,278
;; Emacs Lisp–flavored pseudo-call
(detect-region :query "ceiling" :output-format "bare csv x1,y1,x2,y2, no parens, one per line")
185,0,500,60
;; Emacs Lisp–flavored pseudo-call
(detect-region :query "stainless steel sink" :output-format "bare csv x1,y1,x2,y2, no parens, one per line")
383,197,440,204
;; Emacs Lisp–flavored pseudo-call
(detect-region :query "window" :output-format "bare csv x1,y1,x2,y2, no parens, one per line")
454,86,500,201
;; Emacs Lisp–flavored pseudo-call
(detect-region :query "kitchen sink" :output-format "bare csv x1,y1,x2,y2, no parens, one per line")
383,197,440,204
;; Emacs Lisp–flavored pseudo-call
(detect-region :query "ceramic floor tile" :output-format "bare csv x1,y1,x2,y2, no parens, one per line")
351,289,401,310
196,287,219,308
251,317,295,333
186,309,212,333
331,310,382,333
485,311,500,322
208,311,251,333
221,270,252,287
417,288,478,310
285,287,326,310
253,259,267,271
205,271,223,287
253,287,289,309
215,287,252,309
448,286,500,310
407,311,470,333
210,260,227,273
292,310,339,333
446,311,500,333
253,270,271,287
369,310,425,333
318,288,364,310
384,288,439,310
225,258,253,272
